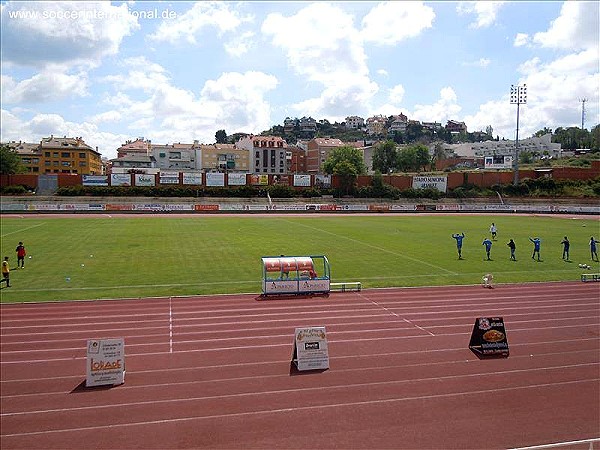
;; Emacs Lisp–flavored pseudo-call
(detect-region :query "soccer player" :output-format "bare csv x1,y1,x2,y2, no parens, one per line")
452,232,465,259
529,237,541,261
560,236,570,261
482,238,493,260
591,237,599,262
1,256,10,287
507,239,516,261
15,242,26,268
489,223,497,240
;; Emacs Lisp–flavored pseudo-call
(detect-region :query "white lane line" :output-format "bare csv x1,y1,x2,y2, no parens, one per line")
357,291,435,336
169,297,173,354
1,379,597,437
2,357,597,401
509,438,600,449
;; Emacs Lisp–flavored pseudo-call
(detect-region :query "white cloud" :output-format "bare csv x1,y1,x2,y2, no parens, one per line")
262,3,378,119
88,110,122,124
411,87,461,122
149,2,253,44
361,2,435,45
462,58,491,68
2,71,88,103
224,31,255,57
377,69,389,77
513,33,529,47
533,2,599,51
456,1,505,29
389,85,405,104
0,1,139,68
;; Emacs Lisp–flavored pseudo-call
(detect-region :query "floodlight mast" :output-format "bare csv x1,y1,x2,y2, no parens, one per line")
510,84,527,186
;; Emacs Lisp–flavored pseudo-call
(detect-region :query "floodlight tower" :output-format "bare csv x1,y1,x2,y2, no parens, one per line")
580,98,587,130
510,84,527,186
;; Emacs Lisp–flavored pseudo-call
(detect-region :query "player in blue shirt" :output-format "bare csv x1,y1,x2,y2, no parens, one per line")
482,238,493,260
452,232,465,259
530,237,541,261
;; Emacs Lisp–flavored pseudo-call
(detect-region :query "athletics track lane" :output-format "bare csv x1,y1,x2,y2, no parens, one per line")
1,282,599,449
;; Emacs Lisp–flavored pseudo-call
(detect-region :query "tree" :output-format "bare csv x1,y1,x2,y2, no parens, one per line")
371,140,397,174
533,127,552,137
0,145,25,175
215,129,227,144
414,144,430,171
396,144,430,172
322,145,366,195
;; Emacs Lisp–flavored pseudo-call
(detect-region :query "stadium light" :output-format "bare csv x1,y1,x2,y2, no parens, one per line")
510,84,527,185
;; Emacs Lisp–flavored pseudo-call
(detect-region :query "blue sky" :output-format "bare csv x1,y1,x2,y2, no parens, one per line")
1,1,598,159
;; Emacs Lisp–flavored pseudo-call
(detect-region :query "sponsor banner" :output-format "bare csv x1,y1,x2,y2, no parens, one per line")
111,174,131,186
88,204,105,211
82,175,109,186
298,279,330,293
469,317,509,359
272,174,290,186
416,204,436,211
106,204,134,211
227,173,247,186
436,204,460,211
133,204,193,211
249,174,269,185
368,204,390,212
273,204,308,211
314,174,332,188
182,173,202,185
194,204,220,211
484,155,513,170
28,203,60,210
135,174,155,187
206,172,225,187
412,176,447,192
390,204,417,211
293,174,311,187
86,338,125,387
1,204,27,211
344,204,369,211
292,327,329,371
61,204,94,211
243,204,269,211
219,203,245,211
264,280,298,294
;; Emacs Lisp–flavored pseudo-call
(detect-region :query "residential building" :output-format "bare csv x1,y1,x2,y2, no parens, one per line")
152,142,201,171
117,138,151,158
236,135,288,174
389,114,409,134
110,154,158,174
201,143,250,173
422,122,442,131
299,116,317,138
286,145,307,173
283,117,298,134
366,115,387,136
345,116,365,130
6,136,102,175
306,137,344,173
446,120,468,134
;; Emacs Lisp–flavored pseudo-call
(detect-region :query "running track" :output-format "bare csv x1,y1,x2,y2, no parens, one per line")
1,282,599,449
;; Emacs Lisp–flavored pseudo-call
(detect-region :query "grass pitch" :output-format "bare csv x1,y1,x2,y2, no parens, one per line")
1,214,598,303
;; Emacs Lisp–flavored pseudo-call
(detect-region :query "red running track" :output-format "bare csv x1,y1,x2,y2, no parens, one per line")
1,282,599,449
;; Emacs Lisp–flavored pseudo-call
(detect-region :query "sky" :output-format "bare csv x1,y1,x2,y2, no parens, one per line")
1,1,598,160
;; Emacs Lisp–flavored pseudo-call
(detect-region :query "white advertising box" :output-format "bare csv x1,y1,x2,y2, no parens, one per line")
111,174,131,186
293,174,311,187
412,176,447,192
86,338,125,387
135,174,155,187
292,327,329,371
206,172,225,187
182,173,202,185
227,173,247,186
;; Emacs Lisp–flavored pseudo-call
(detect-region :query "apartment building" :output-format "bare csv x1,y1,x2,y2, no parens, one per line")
6,136,102,175
200,143,250,173
366,115,387,136
345,116,365,130
117,138,151,158
306,137,345,173
236,135,288,174
446,120,468,134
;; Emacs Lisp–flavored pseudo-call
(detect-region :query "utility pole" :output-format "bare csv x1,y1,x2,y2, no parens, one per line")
510,84,527,186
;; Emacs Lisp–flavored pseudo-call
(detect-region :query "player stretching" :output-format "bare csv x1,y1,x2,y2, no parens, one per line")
452,232,465,259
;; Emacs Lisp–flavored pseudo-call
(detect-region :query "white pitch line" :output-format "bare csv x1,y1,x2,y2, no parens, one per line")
357,291,435,336
280,218,457,275
1,379,597,438
0,222,46,238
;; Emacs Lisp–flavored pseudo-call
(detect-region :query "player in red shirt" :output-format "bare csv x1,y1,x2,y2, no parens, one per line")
15,242,26,268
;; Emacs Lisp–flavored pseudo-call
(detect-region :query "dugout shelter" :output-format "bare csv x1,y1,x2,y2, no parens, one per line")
261,255,330,296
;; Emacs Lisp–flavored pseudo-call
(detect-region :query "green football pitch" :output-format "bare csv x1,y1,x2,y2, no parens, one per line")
0,214,598,303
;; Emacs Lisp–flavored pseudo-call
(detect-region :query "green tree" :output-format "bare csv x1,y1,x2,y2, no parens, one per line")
0,145,26,175
371,140,397,174
414,144,430,171
215,129,227,144
322,145,366,195
533,127,553,137
590,124,600,151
